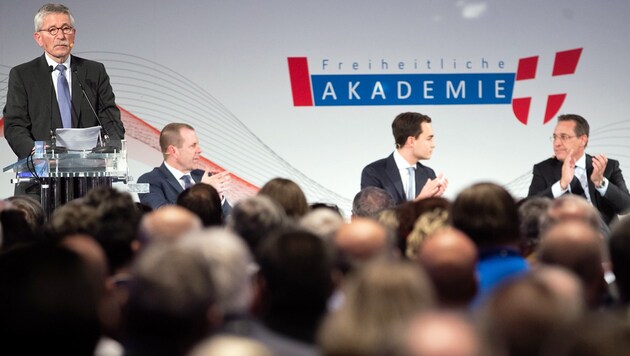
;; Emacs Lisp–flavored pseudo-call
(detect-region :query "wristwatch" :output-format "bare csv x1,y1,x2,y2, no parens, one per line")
596,179,607,189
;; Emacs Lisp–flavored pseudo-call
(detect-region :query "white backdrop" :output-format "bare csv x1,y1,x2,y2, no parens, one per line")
2,0,629,215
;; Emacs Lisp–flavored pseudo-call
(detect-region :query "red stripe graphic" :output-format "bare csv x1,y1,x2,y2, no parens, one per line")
287,57,314,106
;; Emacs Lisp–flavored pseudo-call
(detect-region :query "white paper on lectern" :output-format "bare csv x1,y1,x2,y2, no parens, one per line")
55,126,101,150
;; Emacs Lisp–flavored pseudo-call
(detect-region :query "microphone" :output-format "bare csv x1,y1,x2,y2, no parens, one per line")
71,67,115,152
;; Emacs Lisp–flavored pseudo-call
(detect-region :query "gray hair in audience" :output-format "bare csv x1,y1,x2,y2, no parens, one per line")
178,228,254,315
352,187,395,219
226,195,289,254
300,208,344,242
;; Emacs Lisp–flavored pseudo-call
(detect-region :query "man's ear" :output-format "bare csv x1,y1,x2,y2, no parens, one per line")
34,32,44,47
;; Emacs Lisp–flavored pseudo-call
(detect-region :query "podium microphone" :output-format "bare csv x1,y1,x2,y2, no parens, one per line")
71,67,115,153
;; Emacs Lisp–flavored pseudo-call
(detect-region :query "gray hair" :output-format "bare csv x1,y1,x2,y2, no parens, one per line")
34,3,75,32
178,228,254,315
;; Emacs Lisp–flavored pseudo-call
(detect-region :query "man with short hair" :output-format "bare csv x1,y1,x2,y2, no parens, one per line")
351,186,395,219
137,123,231,212
3,3,125,197
361,112,447,205
528,114,630,225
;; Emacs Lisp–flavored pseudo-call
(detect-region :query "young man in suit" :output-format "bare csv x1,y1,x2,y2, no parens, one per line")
137,123,232,213
3,3,125,197
360,112,448,205
528,114,630,225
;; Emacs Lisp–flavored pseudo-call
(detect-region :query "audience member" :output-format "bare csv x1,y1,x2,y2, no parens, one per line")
401,197,450,259
226,195,289,256
189,335,272,356
395,310,481,356
451,182,528,303
6,195,45,234
417,227,478,308
255,230,333,348
177,183,224,227
300,207,344,242
333,217,394,275
318,260,435,356
517,196,552,262
258,177,309,219
479,271,582,356
351,186,395,219
538,220,609,309
177,228,255,334
124,242,219,355
609,215,630,306
0,244,101,355
138,205,202,246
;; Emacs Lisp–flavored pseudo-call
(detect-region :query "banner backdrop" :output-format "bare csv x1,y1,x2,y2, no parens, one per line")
2,0,629,215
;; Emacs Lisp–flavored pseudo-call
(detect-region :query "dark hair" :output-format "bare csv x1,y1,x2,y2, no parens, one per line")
558,114,590,146
177,183,223,227
451,182,520,248
392,112,432,148
258,178,309,219
352,186,395,218
609,216,630,304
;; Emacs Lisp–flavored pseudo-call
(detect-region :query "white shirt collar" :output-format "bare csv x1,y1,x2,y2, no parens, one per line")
393,149,416,170
164,161,188,181
44,53,71,70
575,153,587,170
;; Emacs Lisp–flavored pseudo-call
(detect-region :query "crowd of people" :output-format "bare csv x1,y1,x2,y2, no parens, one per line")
1,175,630,356
3,3,630,356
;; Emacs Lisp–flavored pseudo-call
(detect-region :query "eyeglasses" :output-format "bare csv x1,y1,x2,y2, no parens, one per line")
39,25,74,36
549,134,576,142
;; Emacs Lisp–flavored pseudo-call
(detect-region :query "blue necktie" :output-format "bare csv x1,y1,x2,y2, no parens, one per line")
406,166,416,201
56,64,72,128
181,175,194,189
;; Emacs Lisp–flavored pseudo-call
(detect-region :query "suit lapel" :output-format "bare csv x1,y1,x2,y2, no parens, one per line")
385,154,405,201
38,55,63,131
585,154,599,205
70,57,82,128
159,163,184,196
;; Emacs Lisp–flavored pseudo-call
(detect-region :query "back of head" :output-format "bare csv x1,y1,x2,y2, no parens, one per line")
226,195,288,255
334,217,391,274
480,272,579,356
451,182,520,249
6,195,45,235
352,186,395,219
403,197,450,259
190,335,272,356
139,205,202,246
300,207,344,242
0,244,101,355
609,216,630,304
517,196,552,257
538,220,605,308
178,228,254,316
258,177,309,219
318,260,435,356
257,229,333,342
418,227,478,308
125,243,216,355
177,183,223,227
82,187,141,274
542,194,604,235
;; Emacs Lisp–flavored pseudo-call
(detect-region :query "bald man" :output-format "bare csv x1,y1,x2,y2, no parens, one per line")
417,227,478,308
538,220,608,309
138,205,202,247
334,217,393,273
400,311,480,356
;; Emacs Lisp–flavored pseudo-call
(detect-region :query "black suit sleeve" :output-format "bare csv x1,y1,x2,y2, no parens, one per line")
527,163,556,198
601,159,630,215
3,67,37,159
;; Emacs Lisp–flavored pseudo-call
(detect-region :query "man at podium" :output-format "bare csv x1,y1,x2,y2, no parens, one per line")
2,3,125,197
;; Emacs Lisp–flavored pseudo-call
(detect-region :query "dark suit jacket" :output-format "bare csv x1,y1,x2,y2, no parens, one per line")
361,153,437,205
3,54,124,159
137,163,231,215
528,154,630,225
